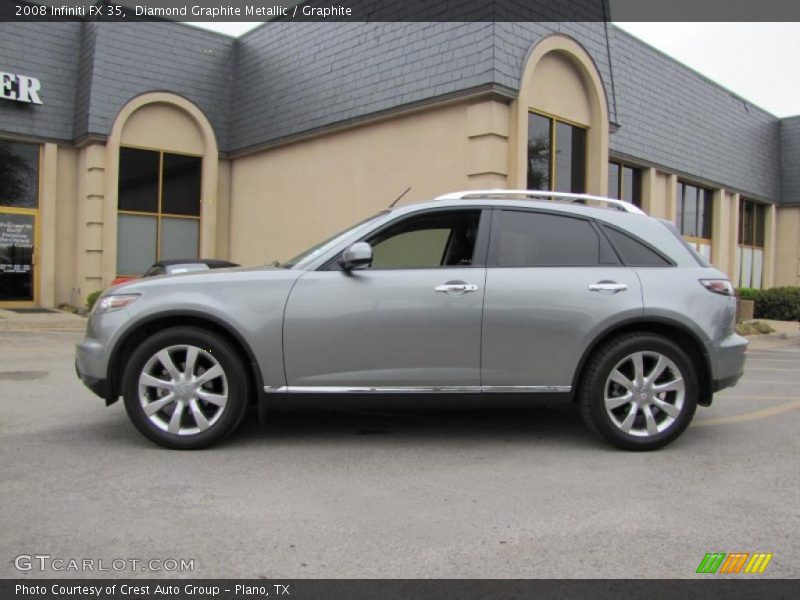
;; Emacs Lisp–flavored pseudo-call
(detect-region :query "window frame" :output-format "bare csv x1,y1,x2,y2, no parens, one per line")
607,161,643,208
738,197,766,250
737,197,768,289
116,145,203,277
676,180,713,243
527,110,588,194
321,207,492,271
486,208,621,269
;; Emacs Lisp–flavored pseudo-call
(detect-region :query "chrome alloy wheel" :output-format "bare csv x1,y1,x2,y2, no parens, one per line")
138,345,228,436
604,351,685,437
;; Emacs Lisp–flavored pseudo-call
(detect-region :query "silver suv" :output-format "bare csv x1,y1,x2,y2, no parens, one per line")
76,190,747,450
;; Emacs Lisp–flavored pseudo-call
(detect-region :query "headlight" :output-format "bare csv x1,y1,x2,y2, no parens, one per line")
91,293,141,315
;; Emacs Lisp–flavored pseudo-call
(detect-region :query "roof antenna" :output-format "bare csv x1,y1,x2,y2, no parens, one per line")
389,187,411,208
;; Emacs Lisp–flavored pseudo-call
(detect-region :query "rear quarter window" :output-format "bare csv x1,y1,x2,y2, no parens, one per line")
600,224,673,267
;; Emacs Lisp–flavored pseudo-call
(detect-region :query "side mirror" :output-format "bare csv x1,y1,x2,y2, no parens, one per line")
341,242,373,270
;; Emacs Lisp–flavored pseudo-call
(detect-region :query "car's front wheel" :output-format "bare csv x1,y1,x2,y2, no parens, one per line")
579,333,698,451
122,327,249,449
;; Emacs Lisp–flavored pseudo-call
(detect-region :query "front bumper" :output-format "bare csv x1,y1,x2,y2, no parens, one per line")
75,359,112,402
75,334,116,404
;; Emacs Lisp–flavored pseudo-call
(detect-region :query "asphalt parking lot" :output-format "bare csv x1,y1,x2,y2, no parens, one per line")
1,328,799,579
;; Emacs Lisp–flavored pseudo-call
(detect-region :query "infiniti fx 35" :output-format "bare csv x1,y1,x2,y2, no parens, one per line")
76,190,747,450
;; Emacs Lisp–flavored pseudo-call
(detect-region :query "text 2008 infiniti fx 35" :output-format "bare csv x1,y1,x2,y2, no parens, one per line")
76,190,747,450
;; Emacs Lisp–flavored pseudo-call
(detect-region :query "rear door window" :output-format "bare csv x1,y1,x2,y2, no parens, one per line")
490,210,615,267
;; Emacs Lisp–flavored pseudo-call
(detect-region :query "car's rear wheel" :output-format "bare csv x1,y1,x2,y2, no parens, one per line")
122,327,248,449
579,333,698,451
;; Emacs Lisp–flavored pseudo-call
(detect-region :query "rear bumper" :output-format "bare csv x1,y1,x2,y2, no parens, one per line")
709,333,748,393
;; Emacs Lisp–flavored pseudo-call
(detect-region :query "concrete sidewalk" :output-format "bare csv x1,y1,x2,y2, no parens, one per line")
0,308,86,331
745,319,800,349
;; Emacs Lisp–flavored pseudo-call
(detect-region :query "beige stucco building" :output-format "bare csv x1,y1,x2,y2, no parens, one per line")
1,21,798,308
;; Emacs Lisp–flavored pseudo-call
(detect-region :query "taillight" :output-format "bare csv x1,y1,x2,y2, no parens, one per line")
699,279,734,296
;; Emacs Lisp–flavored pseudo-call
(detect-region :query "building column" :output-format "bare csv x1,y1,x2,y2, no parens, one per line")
75,143,106,303
774,207,800,286
664,173,678,221
762,203,778,288
710,187,734,276
38,143,58,307
640,167,656,216
729,193,740,286
466,100,509,189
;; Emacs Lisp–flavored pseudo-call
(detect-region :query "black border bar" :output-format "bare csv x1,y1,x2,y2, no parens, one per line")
3,579,800,600
3,0,800,22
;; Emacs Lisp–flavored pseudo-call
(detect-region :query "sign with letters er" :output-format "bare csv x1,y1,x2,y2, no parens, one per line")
0,72,43,105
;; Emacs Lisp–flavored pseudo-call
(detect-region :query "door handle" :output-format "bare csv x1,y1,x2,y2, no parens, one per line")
588,281,628,294
435,283,478,294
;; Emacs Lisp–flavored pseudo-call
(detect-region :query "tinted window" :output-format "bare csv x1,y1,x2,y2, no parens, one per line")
162,153,201,216
118,148,159,213
367,211,480,269
493,211,603,267
676,182,712,239
601,225,671,266
555,121,586,193
527,113,551,191
0,140,39,208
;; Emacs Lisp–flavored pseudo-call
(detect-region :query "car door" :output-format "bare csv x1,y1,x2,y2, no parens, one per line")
282,208,490,390
481,208,644,391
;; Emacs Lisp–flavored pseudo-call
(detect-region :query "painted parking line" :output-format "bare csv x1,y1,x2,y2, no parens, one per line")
746,359,800,363
692,398,800,427
733,380,800,385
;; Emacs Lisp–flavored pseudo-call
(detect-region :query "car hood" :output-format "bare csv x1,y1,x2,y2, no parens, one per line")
108,265,301,294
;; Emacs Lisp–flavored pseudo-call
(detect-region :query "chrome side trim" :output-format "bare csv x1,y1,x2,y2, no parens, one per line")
264,385,571,394
480,385,571,393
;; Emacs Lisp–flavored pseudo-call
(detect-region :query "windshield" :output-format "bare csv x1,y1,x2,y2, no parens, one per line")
280,211,389,269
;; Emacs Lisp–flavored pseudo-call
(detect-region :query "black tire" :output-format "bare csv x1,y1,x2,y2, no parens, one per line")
578,333,698,451
122,326,249,449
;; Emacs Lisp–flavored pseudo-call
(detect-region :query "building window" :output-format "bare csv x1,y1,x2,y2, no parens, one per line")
737,197,766,289
676,181,713,260
117,147,201,276
607,162,642,208
0,140,39,209
527,112,586,193
0,140,40,303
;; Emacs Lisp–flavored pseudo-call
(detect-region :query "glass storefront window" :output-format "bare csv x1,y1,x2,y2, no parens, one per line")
676,182,712,240
527,113,551,191
0,140,39,209
117,147,202,275
737,197,767,289
608,162,642,207
527,112,586,194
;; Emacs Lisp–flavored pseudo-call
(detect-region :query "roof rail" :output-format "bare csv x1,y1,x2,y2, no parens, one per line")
434,189,646,215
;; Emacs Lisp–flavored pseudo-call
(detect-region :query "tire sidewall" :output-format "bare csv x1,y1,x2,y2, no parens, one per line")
123,327,248,449
585,334,698,451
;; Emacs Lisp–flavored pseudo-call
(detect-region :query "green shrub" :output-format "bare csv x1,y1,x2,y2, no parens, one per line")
735,320,775,336
752,287,800,322
736,287,761,302
86,290,103,311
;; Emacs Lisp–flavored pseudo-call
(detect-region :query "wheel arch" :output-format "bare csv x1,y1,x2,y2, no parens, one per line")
571,317,713,407
106,311,264,406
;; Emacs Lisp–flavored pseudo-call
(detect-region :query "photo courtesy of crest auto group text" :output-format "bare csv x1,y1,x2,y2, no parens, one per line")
1,0,799,598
